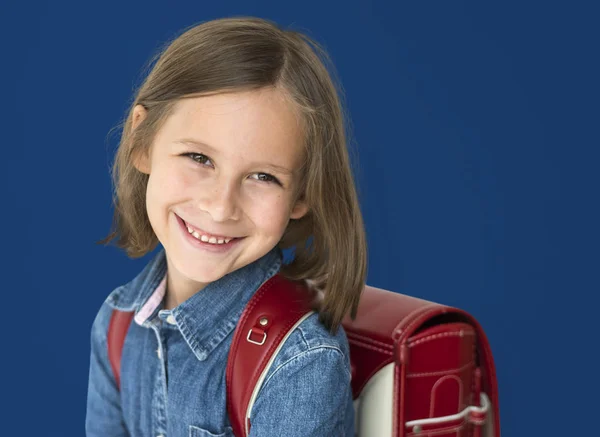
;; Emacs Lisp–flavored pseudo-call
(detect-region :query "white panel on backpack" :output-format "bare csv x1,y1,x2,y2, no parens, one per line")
353,362,394,437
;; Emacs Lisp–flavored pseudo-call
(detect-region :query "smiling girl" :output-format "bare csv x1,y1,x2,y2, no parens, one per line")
86,16,366,437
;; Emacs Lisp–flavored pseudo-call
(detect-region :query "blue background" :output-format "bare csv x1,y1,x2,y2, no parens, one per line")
2,1,598,436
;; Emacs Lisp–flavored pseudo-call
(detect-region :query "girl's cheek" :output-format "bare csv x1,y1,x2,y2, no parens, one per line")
170,167,212,195
244,189,289,209
245,196,295,229
156,173,188,198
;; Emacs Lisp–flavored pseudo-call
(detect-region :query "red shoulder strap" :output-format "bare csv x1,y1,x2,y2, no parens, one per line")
226,274,314,437
107,309,135,391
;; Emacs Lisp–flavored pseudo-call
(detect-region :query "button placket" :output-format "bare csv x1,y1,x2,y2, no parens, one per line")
149,321,168,436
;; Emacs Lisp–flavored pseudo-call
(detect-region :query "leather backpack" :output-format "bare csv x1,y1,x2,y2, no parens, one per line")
108,274,500,436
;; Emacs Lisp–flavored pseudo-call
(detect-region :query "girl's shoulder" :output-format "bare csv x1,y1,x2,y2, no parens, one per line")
248,311,353,423
293,311,351,357
89,296,118,348
260,311,352,382
89,282,138,346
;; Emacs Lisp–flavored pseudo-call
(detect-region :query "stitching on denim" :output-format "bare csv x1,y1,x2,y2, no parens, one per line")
173,251,282,361
296,315,312,349
260,346,350,394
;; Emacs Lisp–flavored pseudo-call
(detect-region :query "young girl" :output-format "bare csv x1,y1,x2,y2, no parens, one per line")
86,16,367,437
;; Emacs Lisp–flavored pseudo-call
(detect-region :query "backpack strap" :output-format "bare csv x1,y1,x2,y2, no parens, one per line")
107,309,134,390
225,274,315,437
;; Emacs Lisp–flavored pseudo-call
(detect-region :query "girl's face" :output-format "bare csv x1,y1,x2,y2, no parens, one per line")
132,88,308,301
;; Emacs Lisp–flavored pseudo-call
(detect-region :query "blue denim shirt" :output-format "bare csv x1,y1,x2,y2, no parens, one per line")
86,246,355,437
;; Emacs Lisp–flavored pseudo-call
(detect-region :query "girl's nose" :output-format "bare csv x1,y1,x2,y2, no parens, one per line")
203,181,241,223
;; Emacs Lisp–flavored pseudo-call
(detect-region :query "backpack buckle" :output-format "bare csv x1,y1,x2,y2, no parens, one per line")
246,317,269,345
246,328,267,345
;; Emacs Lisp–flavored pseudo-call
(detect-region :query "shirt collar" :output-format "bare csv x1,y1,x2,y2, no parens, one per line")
106,245,283,361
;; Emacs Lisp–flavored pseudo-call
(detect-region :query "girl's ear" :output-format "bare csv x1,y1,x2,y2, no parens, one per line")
131,105,151,174
132,104,147,130
290,199,309,220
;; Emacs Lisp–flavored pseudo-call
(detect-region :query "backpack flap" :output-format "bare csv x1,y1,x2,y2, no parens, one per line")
342,285,500,437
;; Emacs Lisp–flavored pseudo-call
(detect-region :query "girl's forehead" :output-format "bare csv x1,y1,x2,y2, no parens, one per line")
173,88,299,120
156,89,305,165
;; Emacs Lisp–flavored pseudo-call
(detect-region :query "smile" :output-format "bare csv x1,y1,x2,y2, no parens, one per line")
185,225,233,245
175,214,244,250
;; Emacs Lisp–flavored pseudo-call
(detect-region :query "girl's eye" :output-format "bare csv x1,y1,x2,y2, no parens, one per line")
184,153,282,186
250,173,281,185
185,152,213,167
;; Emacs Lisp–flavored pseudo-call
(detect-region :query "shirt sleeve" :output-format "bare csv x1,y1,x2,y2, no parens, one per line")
247,346,354,437
85,302,130,437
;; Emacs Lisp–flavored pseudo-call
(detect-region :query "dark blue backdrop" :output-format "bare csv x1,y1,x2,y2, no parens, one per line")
2,1,598,436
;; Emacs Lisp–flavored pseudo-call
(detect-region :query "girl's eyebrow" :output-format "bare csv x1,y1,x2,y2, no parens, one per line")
174,138,218,153
173,138,294,176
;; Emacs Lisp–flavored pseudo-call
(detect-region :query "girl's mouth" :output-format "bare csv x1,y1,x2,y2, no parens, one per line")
175,214,244,252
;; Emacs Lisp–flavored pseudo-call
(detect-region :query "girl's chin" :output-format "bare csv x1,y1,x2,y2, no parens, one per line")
182,259,258,285
181,268,229,285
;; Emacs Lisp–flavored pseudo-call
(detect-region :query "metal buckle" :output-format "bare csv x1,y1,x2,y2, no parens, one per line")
247,329,267,345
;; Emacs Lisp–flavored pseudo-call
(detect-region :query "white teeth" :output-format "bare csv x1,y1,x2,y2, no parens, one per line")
185,224,233,245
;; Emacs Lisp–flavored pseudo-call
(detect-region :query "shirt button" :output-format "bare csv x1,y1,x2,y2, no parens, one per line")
166,314,177,325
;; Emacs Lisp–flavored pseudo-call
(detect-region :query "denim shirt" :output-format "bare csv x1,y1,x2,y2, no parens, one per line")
86,246,355,437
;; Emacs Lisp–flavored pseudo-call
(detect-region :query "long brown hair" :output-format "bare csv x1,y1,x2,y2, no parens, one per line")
98,16,367,335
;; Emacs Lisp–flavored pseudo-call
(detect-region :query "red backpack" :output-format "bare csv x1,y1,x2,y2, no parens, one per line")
108,274,500,437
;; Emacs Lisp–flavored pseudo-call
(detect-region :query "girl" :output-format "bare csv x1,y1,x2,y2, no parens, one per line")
86,16,367,437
